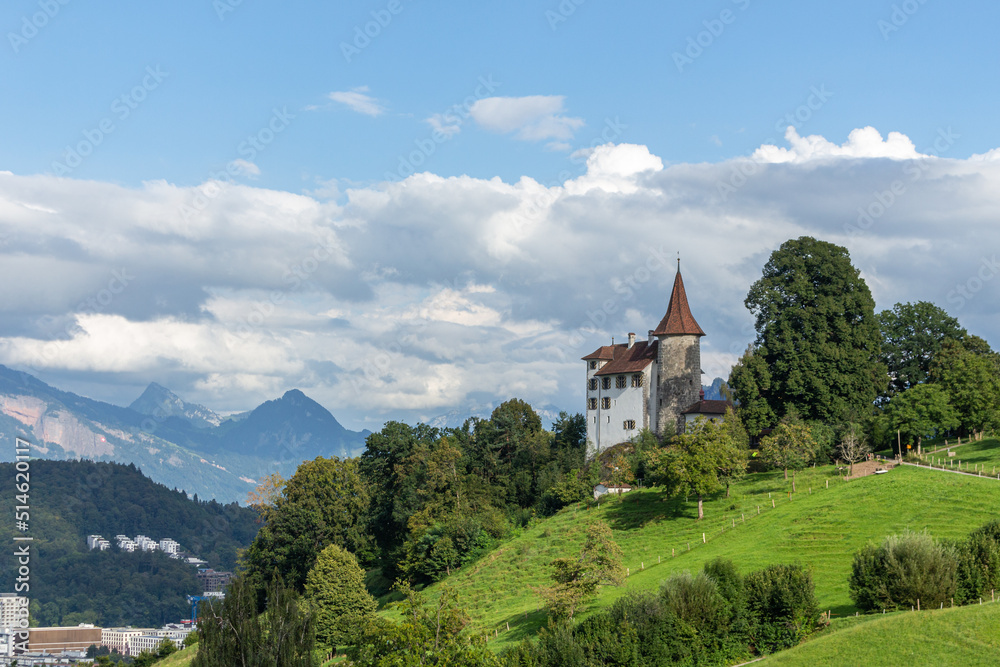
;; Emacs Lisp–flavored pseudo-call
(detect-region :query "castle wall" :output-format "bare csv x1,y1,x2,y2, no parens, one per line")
655,335,702,435
585,365,651,458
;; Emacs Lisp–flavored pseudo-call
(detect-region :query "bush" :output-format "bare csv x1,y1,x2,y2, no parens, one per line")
956,521,1000,604
849,530,957,612
745,564,819,653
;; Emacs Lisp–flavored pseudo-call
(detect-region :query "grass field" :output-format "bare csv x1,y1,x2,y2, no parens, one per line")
157,645,196,666
914,435,1000,476
761,599,1000,666
408,438,1000,652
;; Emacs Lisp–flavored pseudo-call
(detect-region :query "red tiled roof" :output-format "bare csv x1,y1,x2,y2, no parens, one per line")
593,340,658,375
652,270,705,337
581,345,617,361
681,399,732,415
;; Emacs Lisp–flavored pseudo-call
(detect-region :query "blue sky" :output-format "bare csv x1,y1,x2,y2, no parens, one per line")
2,1,1000,430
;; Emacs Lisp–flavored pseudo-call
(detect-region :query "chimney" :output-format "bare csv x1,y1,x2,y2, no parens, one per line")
627,333,635,349
648,329,655,344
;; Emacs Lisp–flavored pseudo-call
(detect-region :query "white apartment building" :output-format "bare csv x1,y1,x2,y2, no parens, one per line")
87,535,110,551
0,594,28,630
158,539,181,554
134,535,158,552
102,626,191,656
102,628,147,656
116,536,137,552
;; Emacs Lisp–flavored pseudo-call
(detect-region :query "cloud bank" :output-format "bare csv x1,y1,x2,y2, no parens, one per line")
1,128,998,429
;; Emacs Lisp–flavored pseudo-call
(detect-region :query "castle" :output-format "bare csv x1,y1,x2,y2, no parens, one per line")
583,265,725,456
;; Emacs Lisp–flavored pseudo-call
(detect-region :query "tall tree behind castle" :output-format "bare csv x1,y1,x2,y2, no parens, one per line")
730,237,886,426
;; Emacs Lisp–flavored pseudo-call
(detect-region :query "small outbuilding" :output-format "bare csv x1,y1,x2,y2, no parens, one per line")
593,483,633,500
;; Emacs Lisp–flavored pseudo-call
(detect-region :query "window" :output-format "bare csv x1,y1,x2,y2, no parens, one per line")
616,375,627,389
601,397,611,409
589,360,597,370
624,420,636,430
602,377,612,390
632,374,643,387
588,378,598,391
588,398,598,410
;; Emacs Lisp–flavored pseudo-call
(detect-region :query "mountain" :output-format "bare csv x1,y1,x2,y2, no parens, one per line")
702,377,729,401
217,389,369,461
129,382,222,429
0,365,370,503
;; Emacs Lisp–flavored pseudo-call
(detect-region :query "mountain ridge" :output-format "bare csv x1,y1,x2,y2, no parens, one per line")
0,365,369,503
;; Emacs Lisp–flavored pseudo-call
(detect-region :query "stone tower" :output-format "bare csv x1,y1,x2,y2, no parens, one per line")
652,266,705,435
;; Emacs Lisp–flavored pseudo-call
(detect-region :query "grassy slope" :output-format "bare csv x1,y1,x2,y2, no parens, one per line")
157,645,196,666
410,439,1000,651
762,600,1000,666
916,435,1000,475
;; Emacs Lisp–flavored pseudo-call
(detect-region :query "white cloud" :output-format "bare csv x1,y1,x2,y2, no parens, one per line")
970,147,1000,162
754,126,927,163
2,128,1000,428
327,86,385,116
470,95,584,141
230,159,260,178
426,113,463,138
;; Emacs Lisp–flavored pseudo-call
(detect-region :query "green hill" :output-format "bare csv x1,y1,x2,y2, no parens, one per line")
0,460,258,627
762,600,1000,666
407,452,1000,651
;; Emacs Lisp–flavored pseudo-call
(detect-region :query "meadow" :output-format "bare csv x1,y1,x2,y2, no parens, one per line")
415,438,1000,652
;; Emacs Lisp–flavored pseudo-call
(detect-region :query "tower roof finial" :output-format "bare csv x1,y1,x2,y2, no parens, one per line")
651,266,705,337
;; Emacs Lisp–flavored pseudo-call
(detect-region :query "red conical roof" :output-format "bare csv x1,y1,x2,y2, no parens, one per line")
652,269,705,336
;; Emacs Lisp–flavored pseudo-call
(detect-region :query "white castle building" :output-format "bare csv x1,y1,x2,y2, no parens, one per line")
583,266,727,456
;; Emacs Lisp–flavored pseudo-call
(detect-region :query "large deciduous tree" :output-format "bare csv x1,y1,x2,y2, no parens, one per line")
880,383,959,452
740,237,886,423
241,456,372,601
877,301,966,397
929,339,1000,439
728,345,777,437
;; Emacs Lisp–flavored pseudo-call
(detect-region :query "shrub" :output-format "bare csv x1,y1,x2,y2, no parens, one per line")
956,521,1000,603
849,530,958,611
745,564,819,653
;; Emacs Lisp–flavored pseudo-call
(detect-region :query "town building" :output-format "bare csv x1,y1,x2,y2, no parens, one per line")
27,625,102,654
582,265,707,456
0,594,27,630
87,535,110,551
196,569,232,593
158,539,181,554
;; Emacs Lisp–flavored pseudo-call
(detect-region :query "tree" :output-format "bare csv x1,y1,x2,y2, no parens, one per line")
742,237,886,423
608,452,634,497
539,521,625,619
305,544,378,651
240,456,372,601
837,425,870,476
648,417,746,519
727,345,777,438
880,384,959,453
193,575,316,667
245,472,285,524
349,583,500,666
878,301,966,397
849,531,957,612
929,339,1000,439
759,421,817,482
716,409,750,497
